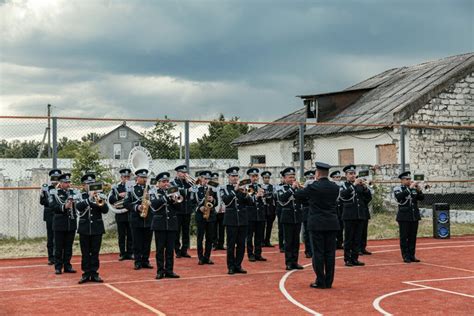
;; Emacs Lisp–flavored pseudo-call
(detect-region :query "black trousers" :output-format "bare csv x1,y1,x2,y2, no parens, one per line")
283,223,301,266
264,212,276,245
343,220,363,263
302,220,312,256
45,219,55,261
54,230,75,270
155,230,176,274
336,217,344,248
79,234,102,277
277,213,284,250
360,219,369,251
175,214,191,254
197,221,215,260
226,225,247,269
133,227,153,265
398,221,419,260
310,230,337,288
247,221,265,258
117,221,133,256
213,213,225,248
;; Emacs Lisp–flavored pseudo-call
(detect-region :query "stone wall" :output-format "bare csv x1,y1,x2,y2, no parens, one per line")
405,72,474,194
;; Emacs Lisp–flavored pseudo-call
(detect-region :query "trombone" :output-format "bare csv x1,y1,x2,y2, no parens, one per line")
184,174,201,186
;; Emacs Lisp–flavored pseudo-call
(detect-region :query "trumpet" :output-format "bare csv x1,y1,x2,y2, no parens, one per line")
184,174,201,186
93,192,106,207
166,186,184,203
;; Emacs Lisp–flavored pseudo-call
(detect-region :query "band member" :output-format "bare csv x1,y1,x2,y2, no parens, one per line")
277,167,304,270
358,172,373,256
261,171,276,248
221,167,251,274
212,172,226,251
124,169,153,270
394,171,424,263
339,165,371,267
76,174,109,284
302,170,315,258
108,168,134,261
49,173,77,275
275,172,285,253
150,172,180,279
330,170,344,249
194,170,218,265
246,168,267,262
295,162,340,289
40,169,62,265
171,165,193,258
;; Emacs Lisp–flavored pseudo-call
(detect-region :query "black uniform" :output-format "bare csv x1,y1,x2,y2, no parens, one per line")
360,188,373,253
76,193,109,279
221,185,251,271
213,188,226,250
262,184,276,247
109,183,133,259
275,183,285,251
335,190,344,249
394,185,424,262
276,184,303,268
40,184,56,263
49,188,77,272
301,194,312,257
339,181,371,264
123,184,153,269
295,177,340,288
246,183,266,260
194,186,218,263
170,178,193,257
150,188,179,275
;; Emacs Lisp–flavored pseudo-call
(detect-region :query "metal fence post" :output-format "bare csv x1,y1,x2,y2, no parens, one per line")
299,123,305,179
400,125,406,173
184,121,190,167
52,117,58,169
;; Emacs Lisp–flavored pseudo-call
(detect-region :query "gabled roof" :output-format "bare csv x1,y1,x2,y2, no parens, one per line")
94,122,143,143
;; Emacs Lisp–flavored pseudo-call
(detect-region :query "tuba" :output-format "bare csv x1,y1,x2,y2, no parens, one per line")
128,146,153,175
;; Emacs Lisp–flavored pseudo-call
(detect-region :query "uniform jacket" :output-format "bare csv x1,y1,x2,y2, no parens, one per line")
276,184,303,224
108,182,130,222
295,178,340,231
262,184,276,217
123,184,153,228
170,178,193,215
394,185,424,222
221,184,252,226
246,183,266,222
339,181,372,221
194,185,218,223
48,188,78,232
40,184,55,222
76,192,109,235
149,188,178,231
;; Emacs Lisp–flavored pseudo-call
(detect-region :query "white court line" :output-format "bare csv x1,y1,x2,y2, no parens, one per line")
366,239,474,248
404,281,474,299
408,275,474,283
420,262,474,273
279,243,474,315
373,288,427,316
104,283,166,316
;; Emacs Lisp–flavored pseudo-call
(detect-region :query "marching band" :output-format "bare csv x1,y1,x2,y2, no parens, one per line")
40,158,425,286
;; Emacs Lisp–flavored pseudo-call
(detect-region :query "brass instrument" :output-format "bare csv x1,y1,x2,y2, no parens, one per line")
93,192,106,207
166,186,184,203
140,182,151,218
184,174,201,186
202,186,214,220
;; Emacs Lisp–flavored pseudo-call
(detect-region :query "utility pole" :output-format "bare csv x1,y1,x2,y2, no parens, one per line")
47,104,51,158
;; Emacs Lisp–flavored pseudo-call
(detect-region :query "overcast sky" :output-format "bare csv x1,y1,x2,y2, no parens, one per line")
1,0,473,123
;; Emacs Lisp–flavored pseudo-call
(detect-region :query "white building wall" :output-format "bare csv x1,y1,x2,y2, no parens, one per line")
237,140,294,167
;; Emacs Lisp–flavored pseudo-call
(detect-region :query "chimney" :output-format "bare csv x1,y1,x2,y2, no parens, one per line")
304,98,318,124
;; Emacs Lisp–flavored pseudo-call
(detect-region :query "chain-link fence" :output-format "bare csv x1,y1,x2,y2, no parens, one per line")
0,115,473,257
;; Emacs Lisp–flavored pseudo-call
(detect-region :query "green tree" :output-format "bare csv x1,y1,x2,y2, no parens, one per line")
71,142,112,185
81,132,103,143
57,137,81,158
1,140,45,158
141,117,180,159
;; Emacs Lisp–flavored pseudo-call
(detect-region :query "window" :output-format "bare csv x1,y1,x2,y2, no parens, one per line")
377,144,397,165
113,143,122,159
119,129,127,139
250,155,266,165
338,148,354,165
292,151,312,162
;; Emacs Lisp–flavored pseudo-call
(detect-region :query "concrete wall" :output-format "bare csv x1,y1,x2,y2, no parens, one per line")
237,140,294,167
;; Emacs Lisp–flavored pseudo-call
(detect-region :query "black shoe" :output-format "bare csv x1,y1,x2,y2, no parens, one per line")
255,256,267,262
155,273,165,279
248,255,256,262
55,269,62,275
293,264,304,270
310,282,326,289
264,243,275,248
206,259,214,265
175,252,182,258
198,260,205,265
142,263,154,269
181,252,191,258
305,253,312,258
403,257,412,263
217,246,226,250
90,275,103,283
411,257,421,262
279,249,285,253
165,272,180,278
228,268,235,275
78,276,89,284
119,255,126,261
352,260,365,266
336,245,344,250
48,259,55,265
235,267,247,274
344,261,354,267
286,265,294,270
134,264,142,270
64,268,77,273
361,250,372,255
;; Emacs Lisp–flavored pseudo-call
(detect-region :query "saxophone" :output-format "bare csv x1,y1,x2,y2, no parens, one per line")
140,184,151,218
202,186,214,220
